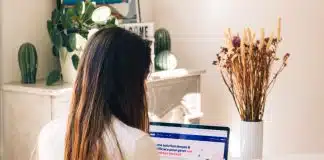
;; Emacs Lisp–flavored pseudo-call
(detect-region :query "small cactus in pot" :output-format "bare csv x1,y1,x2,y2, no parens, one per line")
18,42,38,84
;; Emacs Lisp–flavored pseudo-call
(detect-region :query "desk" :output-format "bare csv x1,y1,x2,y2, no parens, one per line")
231,154,324,160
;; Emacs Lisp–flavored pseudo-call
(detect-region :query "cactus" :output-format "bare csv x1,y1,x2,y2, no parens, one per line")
154,28,171,55
18,43,38,84
155,50,177,71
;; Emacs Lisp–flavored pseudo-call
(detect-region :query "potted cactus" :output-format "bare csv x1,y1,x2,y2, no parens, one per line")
46,0,118,85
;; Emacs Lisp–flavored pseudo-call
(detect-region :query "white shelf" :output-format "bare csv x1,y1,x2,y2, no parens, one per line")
2,68,205,96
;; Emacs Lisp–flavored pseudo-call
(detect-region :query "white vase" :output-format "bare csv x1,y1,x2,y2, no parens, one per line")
59,47,78,84
59,34,87,84
240,121,263,160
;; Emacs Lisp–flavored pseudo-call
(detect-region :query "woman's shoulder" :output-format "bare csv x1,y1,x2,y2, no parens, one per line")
112,117,148,141
37,117,67,160
111,117,159,159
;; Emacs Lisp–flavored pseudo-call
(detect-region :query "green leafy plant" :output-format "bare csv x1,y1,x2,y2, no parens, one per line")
46,0,118,85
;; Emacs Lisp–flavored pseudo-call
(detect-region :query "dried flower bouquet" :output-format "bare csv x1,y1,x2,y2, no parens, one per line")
213,18,290,122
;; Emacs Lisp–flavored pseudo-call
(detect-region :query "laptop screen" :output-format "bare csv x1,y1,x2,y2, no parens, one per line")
150,122,230,160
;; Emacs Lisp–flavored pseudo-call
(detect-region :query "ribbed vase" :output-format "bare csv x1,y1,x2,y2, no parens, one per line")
240,121,263,160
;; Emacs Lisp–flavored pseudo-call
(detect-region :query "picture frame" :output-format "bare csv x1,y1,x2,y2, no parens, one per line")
63,0,141,23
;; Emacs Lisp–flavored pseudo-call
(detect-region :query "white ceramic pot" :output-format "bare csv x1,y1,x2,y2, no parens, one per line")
60,34,87,84
59,47,78,83
240,121,263,160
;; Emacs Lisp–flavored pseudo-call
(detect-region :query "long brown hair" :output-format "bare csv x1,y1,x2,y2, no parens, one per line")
64,27,152,160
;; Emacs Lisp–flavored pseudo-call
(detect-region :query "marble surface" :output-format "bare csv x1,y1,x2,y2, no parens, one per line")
2,68,206,96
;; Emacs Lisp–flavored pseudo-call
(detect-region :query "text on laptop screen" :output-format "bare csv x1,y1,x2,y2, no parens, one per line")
150,123,229,160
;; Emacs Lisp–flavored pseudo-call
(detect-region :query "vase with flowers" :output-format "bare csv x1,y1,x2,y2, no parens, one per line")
213,18,290,159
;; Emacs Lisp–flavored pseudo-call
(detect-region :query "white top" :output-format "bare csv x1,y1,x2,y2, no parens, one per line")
31,116,159,160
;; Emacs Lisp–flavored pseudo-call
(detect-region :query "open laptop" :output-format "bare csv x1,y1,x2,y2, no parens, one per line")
150,122,230,160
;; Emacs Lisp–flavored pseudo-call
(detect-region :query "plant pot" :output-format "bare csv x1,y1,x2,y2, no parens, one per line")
240,121,263,160
59,34,87,84
59,47,78,83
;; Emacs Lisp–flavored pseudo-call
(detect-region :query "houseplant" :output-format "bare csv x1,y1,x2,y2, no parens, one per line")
212,18,290,159
46,0,118,85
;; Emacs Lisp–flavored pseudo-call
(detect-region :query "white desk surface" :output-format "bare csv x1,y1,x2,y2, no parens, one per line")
231,154,324,160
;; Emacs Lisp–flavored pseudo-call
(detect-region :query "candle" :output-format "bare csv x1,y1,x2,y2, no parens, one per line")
277,17,282,39
259,28,265,49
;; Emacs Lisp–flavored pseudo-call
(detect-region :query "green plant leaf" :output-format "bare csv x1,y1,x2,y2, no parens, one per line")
62,9,75,29
62,14,69,28
47,20,53,36
51,27,63,48
72,54,79,70
79,28,89,39
51,9,60,24
62,32,69,48
104,24,117,29
67,33,77,52
52,45,60,57
66,8,76,17
107,17,116,25
56,0,62,10
59,7,65,15
75,0,83,16
46,70,61,86
81,1,95,24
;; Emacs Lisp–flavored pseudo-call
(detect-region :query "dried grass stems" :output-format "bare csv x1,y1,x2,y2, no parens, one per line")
213,21,290,122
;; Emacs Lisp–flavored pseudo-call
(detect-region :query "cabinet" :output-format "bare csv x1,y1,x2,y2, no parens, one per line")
1,69,205,160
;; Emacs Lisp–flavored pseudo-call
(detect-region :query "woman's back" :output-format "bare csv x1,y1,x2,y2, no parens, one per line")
37,116,159,160
35,27,159,160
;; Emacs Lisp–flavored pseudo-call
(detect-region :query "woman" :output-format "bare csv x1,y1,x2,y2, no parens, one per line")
34,27,159,160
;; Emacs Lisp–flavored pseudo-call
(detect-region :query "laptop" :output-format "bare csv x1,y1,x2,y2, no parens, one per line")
150,122,230,160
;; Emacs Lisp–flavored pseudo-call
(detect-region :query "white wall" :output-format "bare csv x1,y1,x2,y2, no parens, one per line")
1,0,55,84
0,0,55,158
152,0,324,157
0,0,3,157
0,0,153,84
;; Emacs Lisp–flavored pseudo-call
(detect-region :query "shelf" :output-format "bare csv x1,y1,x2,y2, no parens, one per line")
2,68,205,96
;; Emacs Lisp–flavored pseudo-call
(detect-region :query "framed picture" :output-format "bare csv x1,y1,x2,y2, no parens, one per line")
63,0,141,23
